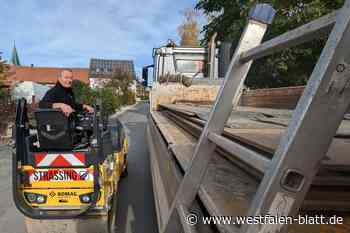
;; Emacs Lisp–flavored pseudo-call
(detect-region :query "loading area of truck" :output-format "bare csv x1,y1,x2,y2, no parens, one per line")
146,2,350,233
148,99,350,233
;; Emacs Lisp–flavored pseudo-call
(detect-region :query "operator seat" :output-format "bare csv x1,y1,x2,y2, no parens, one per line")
34,109,75,150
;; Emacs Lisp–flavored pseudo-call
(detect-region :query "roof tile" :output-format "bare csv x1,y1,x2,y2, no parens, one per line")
6,66,89,86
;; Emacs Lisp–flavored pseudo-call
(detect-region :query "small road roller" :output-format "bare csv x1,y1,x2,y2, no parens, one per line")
12,98,128,233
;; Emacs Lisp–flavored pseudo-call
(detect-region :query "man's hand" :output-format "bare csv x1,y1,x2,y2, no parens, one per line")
52,103,75,117
83,104,94,113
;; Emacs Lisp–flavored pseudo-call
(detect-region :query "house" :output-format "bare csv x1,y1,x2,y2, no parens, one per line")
2,43,89,87
89,58,135,88
3,66,89,105
6,65,90,87
136,81,149,99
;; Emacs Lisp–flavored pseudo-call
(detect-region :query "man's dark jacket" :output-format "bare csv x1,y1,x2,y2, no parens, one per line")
39,82,83,111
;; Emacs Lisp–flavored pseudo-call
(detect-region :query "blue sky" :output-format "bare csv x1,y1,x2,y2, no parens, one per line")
0,0,205,78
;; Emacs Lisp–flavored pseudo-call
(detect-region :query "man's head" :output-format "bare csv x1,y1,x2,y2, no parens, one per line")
58,69,74,88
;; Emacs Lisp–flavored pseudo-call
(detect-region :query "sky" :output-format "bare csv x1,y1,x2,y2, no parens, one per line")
0,0,206,79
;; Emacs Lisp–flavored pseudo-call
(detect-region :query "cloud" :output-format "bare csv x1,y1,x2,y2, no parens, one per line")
0,0,205,77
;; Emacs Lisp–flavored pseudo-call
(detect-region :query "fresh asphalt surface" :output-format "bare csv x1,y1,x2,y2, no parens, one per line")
114,102,158,233
0,102,158,233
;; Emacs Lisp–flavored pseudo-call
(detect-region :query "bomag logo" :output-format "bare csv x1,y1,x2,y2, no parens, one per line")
57,192,78,197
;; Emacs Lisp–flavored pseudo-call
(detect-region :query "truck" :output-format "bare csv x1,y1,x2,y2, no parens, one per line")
12,99,128,233
145,2,350,233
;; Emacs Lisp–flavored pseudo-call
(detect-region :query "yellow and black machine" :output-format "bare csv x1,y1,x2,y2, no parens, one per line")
12,98,128,233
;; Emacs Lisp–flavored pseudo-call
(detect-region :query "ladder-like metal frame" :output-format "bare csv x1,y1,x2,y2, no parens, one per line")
161,1,350,233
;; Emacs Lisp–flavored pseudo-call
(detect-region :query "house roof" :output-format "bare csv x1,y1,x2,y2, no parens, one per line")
6,66,90,86
89,58,135,79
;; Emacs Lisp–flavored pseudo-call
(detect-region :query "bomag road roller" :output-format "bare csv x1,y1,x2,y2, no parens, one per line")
11,98,128,233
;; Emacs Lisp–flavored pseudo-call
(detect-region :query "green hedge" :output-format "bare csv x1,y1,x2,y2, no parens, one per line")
72,80,136,116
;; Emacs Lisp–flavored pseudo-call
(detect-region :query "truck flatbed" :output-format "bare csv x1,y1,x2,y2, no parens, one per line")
148,104,350,233
161,103,350,170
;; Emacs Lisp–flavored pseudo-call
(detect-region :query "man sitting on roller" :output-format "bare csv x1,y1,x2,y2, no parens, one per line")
39,69,94,117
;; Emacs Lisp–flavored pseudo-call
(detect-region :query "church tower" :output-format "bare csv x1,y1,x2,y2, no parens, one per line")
11,42,21,66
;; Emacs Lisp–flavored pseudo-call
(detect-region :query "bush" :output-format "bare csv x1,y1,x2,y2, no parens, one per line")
72,80,96,105
73,80,124,116
141,95,149,101
0,59,9,100
96,87,121,116
0,88,6,100
126,90,136,105
72,77,135,117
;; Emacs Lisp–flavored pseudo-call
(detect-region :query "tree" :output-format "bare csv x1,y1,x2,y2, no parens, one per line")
0,54,9,100
196,0,345,88
72,80,121,116
109,70,135,106
110,71,133,95
96,87,121,116
178,8,200,47
0,55,12,136
72,70,136,116
72,80,96,105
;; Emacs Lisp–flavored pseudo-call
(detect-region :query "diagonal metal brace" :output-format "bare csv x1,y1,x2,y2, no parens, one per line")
161,4,276,233
242,1,350,232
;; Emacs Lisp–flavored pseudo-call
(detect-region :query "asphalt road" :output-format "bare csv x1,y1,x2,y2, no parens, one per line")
0,102,158,233
114,102,158,233
0,144,26,233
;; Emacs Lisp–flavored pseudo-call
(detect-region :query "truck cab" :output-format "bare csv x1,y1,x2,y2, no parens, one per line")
143,46,213,88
